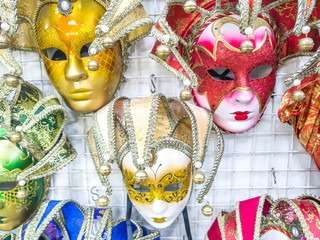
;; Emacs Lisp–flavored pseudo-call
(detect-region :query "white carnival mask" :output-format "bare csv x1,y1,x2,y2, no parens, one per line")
87,94,223,228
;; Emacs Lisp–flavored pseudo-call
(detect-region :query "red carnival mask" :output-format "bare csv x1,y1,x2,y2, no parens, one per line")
192,15,278,133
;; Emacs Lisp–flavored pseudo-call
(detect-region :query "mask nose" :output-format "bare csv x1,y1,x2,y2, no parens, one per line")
65,54,88,82
230,89,255,104
150,199,168,214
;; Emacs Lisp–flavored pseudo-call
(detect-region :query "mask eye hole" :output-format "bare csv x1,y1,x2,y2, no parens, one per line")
42,48,67,61
80,43,92,58
164,182,183,192
131,185,151,193
207,68,235,80
0,181,17,191
249,65,273,79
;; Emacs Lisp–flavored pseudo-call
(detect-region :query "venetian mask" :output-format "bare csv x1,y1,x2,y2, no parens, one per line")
207,195,320,240
87,94,223,229
0,139,47,231
35,0,122,113
192,15,278,133
0,78,76,230
17,0,152,113
150,1,279,133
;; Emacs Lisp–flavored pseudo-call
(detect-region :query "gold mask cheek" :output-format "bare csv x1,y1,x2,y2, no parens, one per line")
160,163,192,203
0,178,45,231
87,42,123,102
123,170,155,204
42,56,67,93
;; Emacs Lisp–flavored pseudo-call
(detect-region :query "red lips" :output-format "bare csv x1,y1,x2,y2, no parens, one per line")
231,111,251,121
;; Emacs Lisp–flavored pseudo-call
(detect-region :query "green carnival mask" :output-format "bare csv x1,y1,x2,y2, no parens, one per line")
0,77,76,231
0,139,47,231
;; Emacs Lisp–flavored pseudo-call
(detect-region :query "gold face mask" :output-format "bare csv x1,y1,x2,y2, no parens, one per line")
36,0,123,113
0,140,47,231
124,162,192,204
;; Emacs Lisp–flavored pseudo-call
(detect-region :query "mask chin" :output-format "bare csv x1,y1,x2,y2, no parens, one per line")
260,230,291,240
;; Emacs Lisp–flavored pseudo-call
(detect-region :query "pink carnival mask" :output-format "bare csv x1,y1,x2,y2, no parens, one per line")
192,15,278,133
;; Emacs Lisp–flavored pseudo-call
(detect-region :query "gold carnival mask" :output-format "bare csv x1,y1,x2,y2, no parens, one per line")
15,0,152,113
36,0,122,113
87,94,224,229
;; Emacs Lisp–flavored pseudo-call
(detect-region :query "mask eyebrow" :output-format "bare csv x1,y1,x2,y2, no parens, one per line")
38,28,68,55
71,25,96,59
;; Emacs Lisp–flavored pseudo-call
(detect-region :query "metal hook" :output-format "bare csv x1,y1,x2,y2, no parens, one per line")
150,74,157,94
271,168,280,199
90,186,100,202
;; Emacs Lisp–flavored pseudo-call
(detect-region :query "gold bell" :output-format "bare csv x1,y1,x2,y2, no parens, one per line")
87,60,99,71
99,163,112,176
183,0,197,14
10,132,22,143
155,45,170,59
180,89,192,101
4,74,20,88
102,37,115,49
201,204,214,217
16,189,28,200
133,170,148,184
292,90,305,102
240,40,254,53
0,34,10,49
97,196,109,208
298,37,314,52
193,171,205,184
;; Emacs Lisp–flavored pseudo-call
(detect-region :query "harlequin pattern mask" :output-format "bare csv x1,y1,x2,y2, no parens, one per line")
207,194,320,240
0,78,76,230
87,94,223,229
15,0,152,113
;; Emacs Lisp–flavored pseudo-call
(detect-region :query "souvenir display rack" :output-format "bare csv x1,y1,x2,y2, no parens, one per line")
0,0,319,239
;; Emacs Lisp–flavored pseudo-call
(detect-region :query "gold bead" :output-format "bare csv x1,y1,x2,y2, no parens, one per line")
193,171,205,184
4,74,20,88
16,189,28,200
99,163,112,176
10,132,22,143
97,196,109,208
155,45,170,59
298,37,314,52
87,60,99,71
0,34,10,49
201,204,214,216
240,40,254,53
102,37,115,49
183,0,197,14
180,89,192,101
133,170,148,184
292,90,305,102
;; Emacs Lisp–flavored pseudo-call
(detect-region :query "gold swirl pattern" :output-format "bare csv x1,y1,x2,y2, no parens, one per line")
124,163,191,204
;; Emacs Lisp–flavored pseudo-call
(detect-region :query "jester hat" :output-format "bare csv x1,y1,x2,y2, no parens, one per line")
207,194,320,240
87,94,223,227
